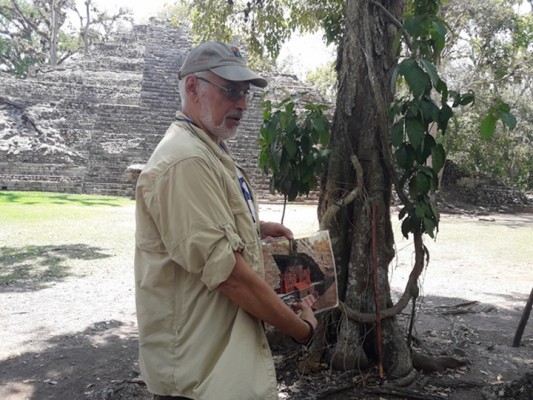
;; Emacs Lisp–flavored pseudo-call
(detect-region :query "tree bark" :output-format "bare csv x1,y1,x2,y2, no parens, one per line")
318,0,412,379
50,0,59,66
83,0,91,56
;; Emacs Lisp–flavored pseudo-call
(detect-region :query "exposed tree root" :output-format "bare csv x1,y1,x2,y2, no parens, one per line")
422,377,485,389
385,368,417,387
316,373,439,400
412,350,468,373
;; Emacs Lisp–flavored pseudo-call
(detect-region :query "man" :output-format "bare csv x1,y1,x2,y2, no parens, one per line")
134,41,317,400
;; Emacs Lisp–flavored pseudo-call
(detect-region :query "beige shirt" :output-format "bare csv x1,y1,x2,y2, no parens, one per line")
134,112,277,399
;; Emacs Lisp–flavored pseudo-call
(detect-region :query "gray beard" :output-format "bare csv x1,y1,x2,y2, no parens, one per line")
203,118,238,141
199,100,239,141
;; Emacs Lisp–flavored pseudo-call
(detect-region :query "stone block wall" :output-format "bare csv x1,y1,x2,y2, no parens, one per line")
0,21,326,201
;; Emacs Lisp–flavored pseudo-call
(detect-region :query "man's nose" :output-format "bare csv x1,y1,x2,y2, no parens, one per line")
236,95,247,111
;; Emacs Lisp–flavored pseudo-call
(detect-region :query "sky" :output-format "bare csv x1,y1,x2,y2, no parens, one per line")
78,0,334,78
87,0,168,22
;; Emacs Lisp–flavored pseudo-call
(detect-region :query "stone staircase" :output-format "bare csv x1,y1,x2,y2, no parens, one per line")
0,21,327,200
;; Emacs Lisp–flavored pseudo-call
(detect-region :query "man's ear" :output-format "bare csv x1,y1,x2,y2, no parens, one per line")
185,75,199,101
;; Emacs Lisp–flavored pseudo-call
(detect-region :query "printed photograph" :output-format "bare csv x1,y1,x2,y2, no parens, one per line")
262,230,338,314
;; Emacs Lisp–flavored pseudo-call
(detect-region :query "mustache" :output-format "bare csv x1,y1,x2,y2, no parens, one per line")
227,111,244,119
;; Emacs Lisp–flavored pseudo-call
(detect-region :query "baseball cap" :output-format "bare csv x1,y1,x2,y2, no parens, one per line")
178,41,267,88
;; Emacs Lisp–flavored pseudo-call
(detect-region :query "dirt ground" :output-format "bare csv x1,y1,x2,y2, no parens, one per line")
0,203,532,400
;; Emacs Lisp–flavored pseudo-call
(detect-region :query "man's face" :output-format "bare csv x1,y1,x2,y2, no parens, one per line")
196,73,250,141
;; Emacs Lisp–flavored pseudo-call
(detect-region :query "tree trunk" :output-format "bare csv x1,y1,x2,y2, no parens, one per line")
318,0,412,379
50,0,59,66
83,0,91,57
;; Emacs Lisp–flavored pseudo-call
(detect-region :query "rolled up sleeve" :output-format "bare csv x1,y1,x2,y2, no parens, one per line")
152,157,245,290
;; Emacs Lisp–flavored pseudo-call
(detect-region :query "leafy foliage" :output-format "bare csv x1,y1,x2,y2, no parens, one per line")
439,0,533,189
0,0,57,76
258,95,331,202
391,0,515,239
0,0,132,77
305,62,336,103
167,0,532,194
171,0,345,61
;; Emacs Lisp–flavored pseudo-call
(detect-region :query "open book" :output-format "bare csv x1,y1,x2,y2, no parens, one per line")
262,230,338,314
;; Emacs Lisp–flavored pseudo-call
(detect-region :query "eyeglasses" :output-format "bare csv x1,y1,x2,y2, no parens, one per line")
195,76,253,103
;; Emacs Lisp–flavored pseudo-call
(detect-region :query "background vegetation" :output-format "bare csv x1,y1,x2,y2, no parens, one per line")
0,0,132,77
1,0,531,189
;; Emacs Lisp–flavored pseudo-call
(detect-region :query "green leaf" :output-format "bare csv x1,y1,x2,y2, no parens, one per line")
429,201,440,224
405,118,425,150
398,58,430,98
404,16,424,37
460,92,475,106
395,145,414,170
438,104,453,132
285,139,297,157
501,111,517,130
430,20,447,53
415,202,427,219
419,165,435,178
419,97,440,124
391,121,404,147
414,171,431,194
436,79,447,97
401,216,418,239
301,135,310,153
499,102,511,113
421,59,439,87
311,116,326,135
480,114,497,140
421,134,436,161
423,217,436,238
319,128,330,145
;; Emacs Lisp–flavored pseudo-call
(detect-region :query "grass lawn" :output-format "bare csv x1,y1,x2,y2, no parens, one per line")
0,191,136,286
0,191,134,222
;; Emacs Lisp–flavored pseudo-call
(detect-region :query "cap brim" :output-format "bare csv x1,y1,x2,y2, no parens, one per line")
211,65,268,88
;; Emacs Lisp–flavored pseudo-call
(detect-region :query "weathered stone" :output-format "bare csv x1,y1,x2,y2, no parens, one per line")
0,20,326,200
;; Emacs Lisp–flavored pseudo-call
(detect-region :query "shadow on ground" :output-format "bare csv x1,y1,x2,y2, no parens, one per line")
1,293,530,400
0,244,112,292
0,320,148,400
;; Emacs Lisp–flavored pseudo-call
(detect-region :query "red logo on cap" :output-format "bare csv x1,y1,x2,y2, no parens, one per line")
231,46,242,58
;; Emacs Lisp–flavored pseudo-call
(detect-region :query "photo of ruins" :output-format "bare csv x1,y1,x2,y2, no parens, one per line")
262,230,338,314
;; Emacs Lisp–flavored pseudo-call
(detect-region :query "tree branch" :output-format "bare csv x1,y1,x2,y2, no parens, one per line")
369,0,413,51
369,0,402,29
9,0,49,42
319,154,364,230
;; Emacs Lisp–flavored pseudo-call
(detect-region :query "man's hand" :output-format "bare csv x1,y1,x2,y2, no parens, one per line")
219,252,316,344
260,221,294,240
291,301,318,343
